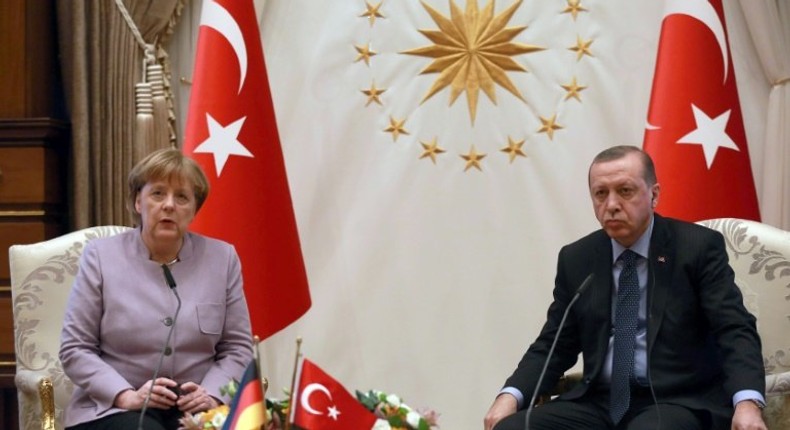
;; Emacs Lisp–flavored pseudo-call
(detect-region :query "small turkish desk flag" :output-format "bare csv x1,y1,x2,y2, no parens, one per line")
643,0,760,222
183,0,311,339
293,359,378,430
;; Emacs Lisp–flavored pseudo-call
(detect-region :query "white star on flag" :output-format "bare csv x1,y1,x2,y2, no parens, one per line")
327,405,341,420
676,104,739,169
193,113,254,176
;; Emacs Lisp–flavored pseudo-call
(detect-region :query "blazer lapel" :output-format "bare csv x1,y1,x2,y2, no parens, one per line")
587,232,614,377
591,235,613,318
647,214,674,352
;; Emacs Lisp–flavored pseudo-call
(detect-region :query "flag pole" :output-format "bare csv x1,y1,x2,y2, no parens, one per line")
285,337,302,430
254,335,268,428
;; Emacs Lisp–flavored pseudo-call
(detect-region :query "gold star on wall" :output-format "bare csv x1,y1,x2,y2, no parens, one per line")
562,0,587,20
569,35,593,61
360,1,385,26
355,43,377,65
401,0,544,124
361,81,386,106
419,137,446,164
383,116,409,141
561,76,587,102
500,137,526,163
538,114,563,140
460,145,487,171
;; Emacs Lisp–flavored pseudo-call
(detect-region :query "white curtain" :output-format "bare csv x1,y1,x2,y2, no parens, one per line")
739,0,790,230
166,1,778,428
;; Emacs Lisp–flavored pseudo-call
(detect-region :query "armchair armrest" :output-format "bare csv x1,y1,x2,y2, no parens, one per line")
766,371,790,397
537,372,584,405
550,372,583,396
764,371,790,429
15,369,56,430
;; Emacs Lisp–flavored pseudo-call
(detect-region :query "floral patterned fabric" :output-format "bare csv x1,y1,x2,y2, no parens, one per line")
10,226,131,430
698,218,790,429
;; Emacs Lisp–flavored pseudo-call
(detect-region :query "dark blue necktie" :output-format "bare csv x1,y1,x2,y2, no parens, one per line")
610,249,640,424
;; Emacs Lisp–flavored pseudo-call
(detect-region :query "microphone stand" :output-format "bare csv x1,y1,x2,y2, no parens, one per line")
525,273,594,430
137,263,181,430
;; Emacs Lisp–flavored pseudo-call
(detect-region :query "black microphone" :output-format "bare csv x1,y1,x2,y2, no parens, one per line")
162,263,177,289
137,263,182,430
525,273,594,430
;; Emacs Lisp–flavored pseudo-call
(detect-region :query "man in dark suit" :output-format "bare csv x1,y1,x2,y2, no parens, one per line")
484,146,767,430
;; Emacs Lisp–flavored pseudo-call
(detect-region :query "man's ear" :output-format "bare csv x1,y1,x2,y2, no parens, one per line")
651,184,660,208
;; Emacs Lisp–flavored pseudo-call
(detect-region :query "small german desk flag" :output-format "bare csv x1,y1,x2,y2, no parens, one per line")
222,360,265,430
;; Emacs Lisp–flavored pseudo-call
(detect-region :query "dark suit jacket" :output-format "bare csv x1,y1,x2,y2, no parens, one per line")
504,214,764,428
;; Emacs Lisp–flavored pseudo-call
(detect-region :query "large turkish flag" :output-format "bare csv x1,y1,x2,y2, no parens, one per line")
183,0,311,339
643,0,760,221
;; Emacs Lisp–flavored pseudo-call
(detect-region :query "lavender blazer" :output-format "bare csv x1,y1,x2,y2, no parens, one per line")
59,229,253,427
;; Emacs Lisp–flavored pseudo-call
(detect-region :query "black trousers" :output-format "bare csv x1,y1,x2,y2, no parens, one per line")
66,408,183,430
494,387,708,430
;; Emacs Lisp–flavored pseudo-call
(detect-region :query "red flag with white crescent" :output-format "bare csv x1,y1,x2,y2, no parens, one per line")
643,0,760,222
293,359,378,430
183,0,311,339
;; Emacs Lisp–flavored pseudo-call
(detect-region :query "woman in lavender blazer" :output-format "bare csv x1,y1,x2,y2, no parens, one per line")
60,149,254,430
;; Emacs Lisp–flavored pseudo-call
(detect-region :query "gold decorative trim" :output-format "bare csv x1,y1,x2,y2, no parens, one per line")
0,361,16,367
0,210,46,217
40,377,55,430
0,287,10,293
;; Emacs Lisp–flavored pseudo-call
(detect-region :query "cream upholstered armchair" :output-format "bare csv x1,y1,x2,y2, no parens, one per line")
9,226,131,430
698,218,790,429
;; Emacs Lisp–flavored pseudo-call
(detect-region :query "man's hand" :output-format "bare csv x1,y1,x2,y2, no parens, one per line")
731,400,767,430
484,393,518,430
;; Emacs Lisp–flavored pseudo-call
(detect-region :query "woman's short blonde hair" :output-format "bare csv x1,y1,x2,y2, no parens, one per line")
127,148,210,226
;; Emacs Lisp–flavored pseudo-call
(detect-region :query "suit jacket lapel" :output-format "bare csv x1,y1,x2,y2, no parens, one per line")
588,231,614,377
592,233,613,319
647,214,674,353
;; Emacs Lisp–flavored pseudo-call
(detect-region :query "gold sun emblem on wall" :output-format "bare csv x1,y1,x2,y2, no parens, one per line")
401,0,543,125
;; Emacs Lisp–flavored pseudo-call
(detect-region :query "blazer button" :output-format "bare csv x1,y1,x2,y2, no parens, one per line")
163,317,173,326
164,346,172,356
